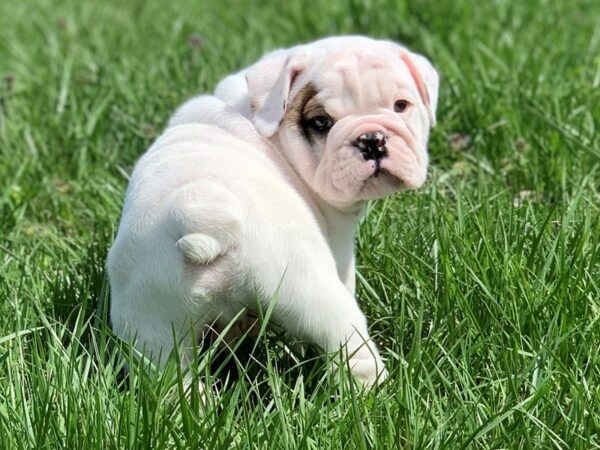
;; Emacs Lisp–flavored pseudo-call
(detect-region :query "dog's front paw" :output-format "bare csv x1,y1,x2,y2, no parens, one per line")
348,349,388,387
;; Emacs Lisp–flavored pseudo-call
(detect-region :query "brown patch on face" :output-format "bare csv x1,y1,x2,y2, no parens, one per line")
283,83,332,147
303,95,326,120
283,83,319,127
279,83,333,160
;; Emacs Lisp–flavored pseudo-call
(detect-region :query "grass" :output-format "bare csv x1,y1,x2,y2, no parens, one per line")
1,0,599,448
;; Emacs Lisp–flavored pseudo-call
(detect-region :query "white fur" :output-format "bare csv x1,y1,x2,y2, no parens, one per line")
107,36,439,386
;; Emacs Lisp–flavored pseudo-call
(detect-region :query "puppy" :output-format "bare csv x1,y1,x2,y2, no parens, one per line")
107,36,439,385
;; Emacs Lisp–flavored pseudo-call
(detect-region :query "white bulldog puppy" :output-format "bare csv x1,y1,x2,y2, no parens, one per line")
107,36,439,386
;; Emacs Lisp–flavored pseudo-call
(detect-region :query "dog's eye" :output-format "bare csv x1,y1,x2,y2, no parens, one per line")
394,100,410,113
306,115,333,133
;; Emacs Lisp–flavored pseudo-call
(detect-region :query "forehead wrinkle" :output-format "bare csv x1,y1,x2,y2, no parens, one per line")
343,65,392,112
318,69,349,117
374,66,396,106
334,56,363,111
320,51,408,115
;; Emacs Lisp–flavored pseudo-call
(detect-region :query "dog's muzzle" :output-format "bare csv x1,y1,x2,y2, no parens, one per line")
354,131,388,161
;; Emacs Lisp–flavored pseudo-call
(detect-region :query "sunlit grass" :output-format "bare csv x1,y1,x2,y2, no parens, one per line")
1,0,599,448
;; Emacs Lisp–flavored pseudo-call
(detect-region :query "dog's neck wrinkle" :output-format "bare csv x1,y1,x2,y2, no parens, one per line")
258,135,327,225
268,132,365,252
269,142,363,284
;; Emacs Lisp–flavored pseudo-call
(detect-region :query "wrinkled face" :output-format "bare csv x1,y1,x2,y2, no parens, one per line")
247,39,439,209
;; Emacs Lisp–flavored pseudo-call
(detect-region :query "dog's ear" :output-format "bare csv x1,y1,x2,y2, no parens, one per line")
400,51,439,126
246,51,308,137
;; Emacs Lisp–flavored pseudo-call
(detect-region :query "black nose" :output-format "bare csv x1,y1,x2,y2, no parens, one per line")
355,131,387,160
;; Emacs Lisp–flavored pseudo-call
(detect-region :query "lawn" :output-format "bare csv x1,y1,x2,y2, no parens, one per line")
1,0,599,448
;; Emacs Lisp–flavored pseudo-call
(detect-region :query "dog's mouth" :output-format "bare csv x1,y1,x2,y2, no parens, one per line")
372,161,386,178
359,143,389,179
366,163,401,185
320,121,426,204
358,166,403,200
351,130,389,179
352,136,400,182
356,137,422,198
